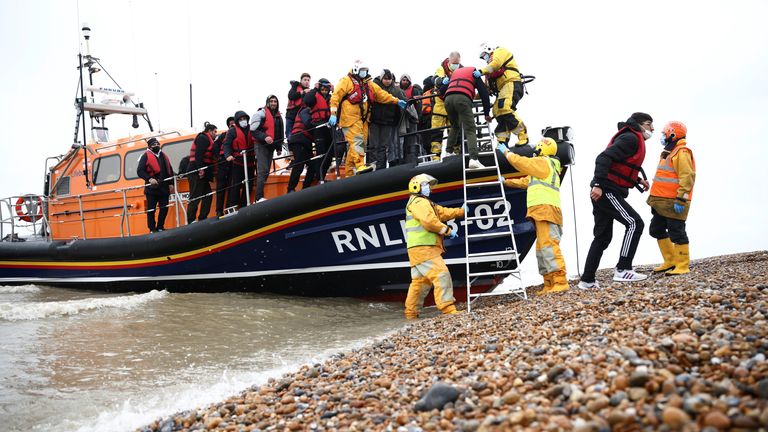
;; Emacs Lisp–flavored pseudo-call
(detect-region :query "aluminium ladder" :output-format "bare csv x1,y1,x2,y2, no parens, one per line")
461,101,526,313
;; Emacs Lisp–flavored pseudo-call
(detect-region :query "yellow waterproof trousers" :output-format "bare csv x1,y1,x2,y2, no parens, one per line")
404,256,457,319
493,81,527,146
342,122,369,177
534,219,567,289
429,114,449,158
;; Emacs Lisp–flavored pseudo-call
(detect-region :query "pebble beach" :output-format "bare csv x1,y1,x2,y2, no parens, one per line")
141,251,768,431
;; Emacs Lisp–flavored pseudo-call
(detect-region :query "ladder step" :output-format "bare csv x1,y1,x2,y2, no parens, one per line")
466,231,513,239
464,166,498,172
465,213,508,221
466,197,505,204
467,250,517,258
464,151,496,157
468,269,520,278
466,180,503,188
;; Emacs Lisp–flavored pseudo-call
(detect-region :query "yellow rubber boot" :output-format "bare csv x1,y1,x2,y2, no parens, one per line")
536,274,553,296
549,270,570,293
653,238,676,272
666,243,690,275
514,123,529,146
430,141,442,160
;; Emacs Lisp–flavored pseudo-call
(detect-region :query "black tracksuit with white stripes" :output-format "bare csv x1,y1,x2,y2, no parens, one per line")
581,120,646,282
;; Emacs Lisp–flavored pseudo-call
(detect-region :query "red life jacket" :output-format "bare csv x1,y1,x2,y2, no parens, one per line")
404,86,414,99
310,91,330,124
231,126,254,166
291,109,313,140
260,108,282,140
446,67,477,99
189,133,215,164
345,74,374,105
606,126,647,189
145,150,172,178
287,82,306,111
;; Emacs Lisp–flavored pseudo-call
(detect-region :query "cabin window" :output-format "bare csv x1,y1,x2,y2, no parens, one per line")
53,176,70,196
124,149,145,180
92,154,121,185
161,140,193,174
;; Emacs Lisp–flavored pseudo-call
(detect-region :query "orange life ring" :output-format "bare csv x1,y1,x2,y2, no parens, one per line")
15,195,43,223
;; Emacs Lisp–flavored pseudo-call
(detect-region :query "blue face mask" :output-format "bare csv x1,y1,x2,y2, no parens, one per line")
358,70,368,79
421,183,430,197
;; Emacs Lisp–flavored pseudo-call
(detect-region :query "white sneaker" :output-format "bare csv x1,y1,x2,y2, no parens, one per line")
577,280,600,290
468,159,485,170
613,268,648,282
257,198,268,203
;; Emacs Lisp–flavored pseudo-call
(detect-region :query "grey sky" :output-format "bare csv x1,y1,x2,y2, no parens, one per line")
1,0,766,275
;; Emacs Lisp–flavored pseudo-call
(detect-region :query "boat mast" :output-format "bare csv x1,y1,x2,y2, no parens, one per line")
78,23,91,189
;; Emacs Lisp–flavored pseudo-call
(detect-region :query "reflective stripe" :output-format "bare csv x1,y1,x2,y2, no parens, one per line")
652,176,679,184
649,144,695,200
527,157,561,208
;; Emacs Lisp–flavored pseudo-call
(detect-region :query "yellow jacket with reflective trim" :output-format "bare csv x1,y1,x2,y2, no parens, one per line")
502,152,563,226
480,47,521,89
405,195,465,265
647,140,695,220
330,73,400,128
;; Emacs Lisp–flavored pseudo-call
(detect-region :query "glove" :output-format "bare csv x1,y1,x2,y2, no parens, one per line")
442,77,449,85
472,70,482,78
499,175,506,184
496,142,508,154
673,202,685,214
448,230,459,240
397,99,407,109
328,115,337,127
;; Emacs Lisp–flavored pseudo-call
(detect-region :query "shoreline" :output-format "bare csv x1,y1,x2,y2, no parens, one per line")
140,251,768,431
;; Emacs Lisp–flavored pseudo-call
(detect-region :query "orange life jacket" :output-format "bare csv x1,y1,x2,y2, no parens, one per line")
650,144,695,200
421,89,434,116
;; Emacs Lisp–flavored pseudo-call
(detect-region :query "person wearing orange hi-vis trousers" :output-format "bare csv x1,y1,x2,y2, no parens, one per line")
647,121,696,275
329,60,407,177
497,138,568,295
404,174,467,319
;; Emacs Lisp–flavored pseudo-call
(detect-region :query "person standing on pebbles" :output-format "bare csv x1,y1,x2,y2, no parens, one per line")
497,137,568,295
647,121,695,275
404,174,466,319
579,112,653,289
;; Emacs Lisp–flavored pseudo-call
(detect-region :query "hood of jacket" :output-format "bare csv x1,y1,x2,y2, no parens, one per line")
264,94,280,113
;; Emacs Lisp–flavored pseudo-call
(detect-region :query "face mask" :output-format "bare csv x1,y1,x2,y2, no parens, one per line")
358,70,368,79
642,129,653,140
481,53,490,63
420,183,430,197
449,63,459,71
239,120,248,128
150,146,160,154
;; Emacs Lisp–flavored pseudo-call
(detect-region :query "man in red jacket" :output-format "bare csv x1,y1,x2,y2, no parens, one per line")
579,112,653,288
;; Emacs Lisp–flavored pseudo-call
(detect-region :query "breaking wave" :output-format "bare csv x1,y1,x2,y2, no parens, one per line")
0,284,41,294
0,289,168,321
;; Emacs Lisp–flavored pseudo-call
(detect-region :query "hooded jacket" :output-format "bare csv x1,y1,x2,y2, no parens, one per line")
370,75,406,126
591,118,647,198
250,95,285,146
329,71,400,128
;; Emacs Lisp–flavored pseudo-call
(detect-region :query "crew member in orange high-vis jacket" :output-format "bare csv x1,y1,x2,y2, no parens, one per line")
647,121,696,275
328,60,406,177
404,174,466,319
497,138,568,295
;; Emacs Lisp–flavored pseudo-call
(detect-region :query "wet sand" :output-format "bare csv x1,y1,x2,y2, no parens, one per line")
140,251,768,431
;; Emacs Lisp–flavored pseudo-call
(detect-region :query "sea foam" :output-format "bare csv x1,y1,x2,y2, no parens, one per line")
0,289,167,321
0,284,41,294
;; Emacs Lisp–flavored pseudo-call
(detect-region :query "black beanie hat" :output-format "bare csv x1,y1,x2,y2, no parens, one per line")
146,137,159,147
629,112,653,124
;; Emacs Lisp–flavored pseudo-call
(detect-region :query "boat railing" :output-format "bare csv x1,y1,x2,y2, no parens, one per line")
0,195,50,243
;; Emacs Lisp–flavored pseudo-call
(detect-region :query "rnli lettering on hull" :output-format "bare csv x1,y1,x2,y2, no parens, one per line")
331,200,512,253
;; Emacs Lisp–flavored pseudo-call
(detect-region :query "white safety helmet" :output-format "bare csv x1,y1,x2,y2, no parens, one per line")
479,42,494,60
351,59,369,76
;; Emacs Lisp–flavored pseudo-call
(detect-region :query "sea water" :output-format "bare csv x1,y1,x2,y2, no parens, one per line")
0,285,407,431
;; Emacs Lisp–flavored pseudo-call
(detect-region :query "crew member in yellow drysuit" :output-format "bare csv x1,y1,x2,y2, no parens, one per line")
479,43,528,146
647,121,696,275
404,174,466,318
329,60,406,177
497,138,568,295
430,52,462,158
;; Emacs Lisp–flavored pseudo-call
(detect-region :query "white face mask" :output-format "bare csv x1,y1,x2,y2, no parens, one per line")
642,129,653,140
358,69,368,79
420,183,430,197
239,120,248,128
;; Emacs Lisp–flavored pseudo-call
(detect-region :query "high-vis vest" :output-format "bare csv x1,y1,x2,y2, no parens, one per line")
445,67,477,99
650,142,695,200
189,133,214,164
527,157,561,208
606,127,646,188
145,150,172,178
405,195,439,248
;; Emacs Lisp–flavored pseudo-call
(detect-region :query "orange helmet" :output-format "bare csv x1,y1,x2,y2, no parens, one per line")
662,121,687,141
